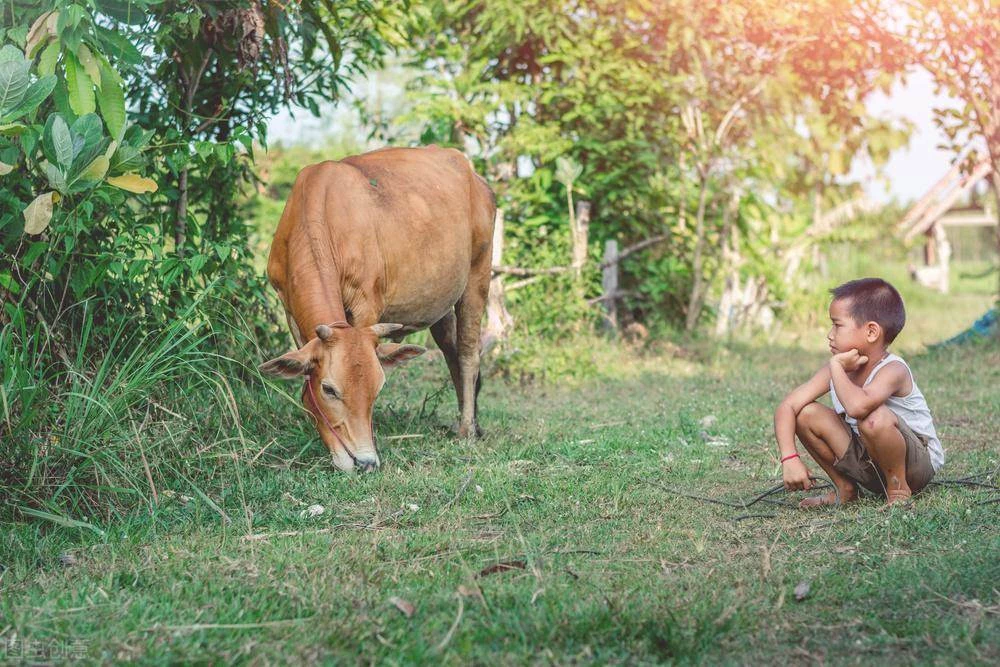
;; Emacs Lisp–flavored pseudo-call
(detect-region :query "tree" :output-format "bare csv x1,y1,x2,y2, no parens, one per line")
1,0,404,348
888,0,1000,310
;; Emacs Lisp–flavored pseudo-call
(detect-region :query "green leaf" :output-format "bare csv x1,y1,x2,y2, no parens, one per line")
94,25,142,66
0,269,21,295
49,114,73,169
109,143,140,174
96,0,149,26
20,125,39,154
59,5,87,32
64,51,95,115
0,74,56,122
37,41,60,77
44,160,67,193
0,161,12,175
76,44,102,89
0,44,23,65
96,64,125,140
0,122,27,136
0,58,30,112
51,80,74,119
78,154,109,181
71,113,103,155
70,115,110,177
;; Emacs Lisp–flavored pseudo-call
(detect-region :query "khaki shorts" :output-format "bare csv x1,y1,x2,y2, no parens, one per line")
833,411,935,495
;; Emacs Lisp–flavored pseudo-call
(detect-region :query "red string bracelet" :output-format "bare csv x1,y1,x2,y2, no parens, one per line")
780,453,800,463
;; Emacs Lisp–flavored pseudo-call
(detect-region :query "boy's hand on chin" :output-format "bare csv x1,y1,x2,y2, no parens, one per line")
831,348,868,372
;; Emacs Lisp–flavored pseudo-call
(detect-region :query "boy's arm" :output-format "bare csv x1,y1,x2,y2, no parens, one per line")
773,365,831,490
829,351,909,420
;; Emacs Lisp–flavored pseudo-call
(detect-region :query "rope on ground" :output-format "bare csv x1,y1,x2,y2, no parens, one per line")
655,471,998,521
653,477,835,520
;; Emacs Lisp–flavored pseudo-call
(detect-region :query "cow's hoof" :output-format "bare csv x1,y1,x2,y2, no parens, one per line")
451,422,483,439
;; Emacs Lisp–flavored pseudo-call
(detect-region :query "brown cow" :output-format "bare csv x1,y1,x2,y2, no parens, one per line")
260,146,496,472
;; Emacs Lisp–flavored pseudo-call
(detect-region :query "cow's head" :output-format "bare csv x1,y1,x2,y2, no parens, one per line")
260,323,425,472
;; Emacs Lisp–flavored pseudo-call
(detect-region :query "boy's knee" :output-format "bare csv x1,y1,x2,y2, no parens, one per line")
858,406,896,438
796,402,822,427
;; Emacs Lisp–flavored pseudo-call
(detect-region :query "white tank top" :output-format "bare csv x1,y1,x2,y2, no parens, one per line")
830,353,944,472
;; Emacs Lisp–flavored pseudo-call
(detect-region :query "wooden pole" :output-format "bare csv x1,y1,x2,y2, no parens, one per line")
483,208,513,356
601,240,619,333
571,200,592,276
933,222,951,294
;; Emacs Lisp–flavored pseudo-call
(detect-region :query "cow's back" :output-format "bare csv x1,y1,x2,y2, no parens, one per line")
268,146,495,333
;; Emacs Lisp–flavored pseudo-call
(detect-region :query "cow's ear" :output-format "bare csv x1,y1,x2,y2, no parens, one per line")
260,343,317,378
376,343,426,370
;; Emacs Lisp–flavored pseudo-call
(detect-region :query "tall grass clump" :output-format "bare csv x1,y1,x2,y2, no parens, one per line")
0,292,295,530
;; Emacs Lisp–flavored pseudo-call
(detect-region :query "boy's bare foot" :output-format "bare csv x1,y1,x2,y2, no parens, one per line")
882,489,913,509
798,490,858,508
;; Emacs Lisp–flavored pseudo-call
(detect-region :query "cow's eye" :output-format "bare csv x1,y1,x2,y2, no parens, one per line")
322,384,340,400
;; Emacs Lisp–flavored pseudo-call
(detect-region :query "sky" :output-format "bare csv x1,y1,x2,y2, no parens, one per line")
269,67,962,207
849,68,962,205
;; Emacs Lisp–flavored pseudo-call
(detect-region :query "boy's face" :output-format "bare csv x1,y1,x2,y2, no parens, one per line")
828,298,878,355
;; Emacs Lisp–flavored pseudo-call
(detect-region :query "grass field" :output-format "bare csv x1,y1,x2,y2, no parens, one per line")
1,266,998,664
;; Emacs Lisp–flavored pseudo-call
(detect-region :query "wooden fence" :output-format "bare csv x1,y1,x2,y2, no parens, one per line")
483,203,670,348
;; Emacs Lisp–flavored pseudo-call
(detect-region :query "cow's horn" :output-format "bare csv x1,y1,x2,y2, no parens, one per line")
370,323,404,338
316,324,333,340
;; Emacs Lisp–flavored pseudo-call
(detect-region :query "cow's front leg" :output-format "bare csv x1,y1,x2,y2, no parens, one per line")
453,263,490,438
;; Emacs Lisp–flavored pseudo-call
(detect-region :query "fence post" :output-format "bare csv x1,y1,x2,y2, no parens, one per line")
571,200,592,277
601,239,619,332
483,208,513,356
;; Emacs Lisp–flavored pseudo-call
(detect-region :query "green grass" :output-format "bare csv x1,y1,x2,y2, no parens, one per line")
1,272,998,664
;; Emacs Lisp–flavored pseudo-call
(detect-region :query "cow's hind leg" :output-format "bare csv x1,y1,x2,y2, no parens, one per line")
430,311,464,419
453,260,490,438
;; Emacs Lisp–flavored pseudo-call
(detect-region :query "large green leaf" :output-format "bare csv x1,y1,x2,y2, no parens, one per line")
76,44,102,89
94,25,142,66
68,114,110,180
0,75,56,122
0,58,30,113
96,63,125,140
37,41,60,77
0,44,23,65
95,0,150,26
64,51,95,115
43,160,67,193
49,114,73,170
109,143,141,174
71,113,103,154
78,154,109,182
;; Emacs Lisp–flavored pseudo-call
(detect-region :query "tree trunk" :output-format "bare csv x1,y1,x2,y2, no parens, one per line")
175,167,188,258
174,50,211,259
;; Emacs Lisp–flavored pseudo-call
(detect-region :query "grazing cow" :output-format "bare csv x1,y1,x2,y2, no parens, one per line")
260,146,496,472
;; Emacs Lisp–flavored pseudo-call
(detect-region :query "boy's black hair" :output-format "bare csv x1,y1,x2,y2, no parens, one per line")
830,278,906,344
